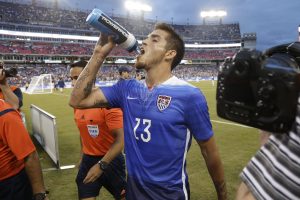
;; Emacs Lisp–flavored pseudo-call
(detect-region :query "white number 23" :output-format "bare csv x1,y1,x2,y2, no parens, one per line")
133,118,151,142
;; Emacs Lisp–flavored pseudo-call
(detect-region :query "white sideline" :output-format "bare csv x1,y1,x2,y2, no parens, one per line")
43,165,76,172
51,93,69,97
211,119,252,128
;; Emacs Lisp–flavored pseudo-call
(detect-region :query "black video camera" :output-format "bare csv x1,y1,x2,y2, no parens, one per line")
216,42,300,133
0,62,17,77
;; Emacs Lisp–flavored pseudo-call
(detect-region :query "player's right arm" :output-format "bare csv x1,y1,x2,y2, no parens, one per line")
69,34,116,109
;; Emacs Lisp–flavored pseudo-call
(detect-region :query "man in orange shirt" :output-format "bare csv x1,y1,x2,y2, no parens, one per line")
69,60,126,200
0,99,48,200
0,62,23,110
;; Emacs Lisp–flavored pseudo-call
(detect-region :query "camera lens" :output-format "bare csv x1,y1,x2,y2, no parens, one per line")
4,68,17,77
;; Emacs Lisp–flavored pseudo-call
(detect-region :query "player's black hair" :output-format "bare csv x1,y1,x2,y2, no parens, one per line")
69,60,88,69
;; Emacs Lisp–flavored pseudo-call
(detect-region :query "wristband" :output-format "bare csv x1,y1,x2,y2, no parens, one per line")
33,192,47,200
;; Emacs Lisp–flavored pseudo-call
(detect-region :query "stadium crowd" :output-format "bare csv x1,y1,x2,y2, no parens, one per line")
5,64,218,87
0,41,237,60
0,1,241,42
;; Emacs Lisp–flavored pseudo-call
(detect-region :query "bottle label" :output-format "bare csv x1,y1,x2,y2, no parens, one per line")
98,13,128,44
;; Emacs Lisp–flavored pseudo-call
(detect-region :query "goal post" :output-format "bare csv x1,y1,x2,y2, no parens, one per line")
25,74,53,94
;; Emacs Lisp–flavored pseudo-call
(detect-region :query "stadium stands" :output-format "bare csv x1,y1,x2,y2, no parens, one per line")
6,63,218,86
0,1,241,41
0,1,241,86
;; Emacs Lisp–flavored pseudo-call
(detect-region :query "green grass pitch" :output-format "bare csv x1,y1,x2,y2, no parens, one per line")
22,81,259,200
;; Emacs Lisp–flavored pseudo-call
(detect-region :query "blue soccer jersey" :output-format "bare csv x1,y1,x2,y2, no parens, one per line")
101,76,213,200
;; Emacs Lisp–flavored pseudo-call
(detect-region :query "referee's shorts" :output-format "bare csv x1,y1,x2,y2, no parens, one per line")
76,153,126,199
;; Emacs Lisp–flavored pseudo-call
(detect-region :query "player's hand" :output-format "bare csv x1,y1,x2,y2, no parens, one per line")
83,163,103,184
93,33,116,59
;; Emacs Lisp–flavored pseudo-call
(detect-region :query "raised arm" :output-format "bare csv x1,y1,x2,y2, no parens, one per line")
69,34,116,109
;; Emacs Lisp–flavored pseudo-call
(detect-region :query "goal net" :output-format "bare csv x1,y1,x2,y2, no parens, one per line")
25,74,53,94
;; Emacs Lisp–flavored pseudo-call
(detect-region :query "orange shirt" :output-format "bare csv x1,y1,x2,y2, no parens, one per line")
0,85,18,100
0,99,36,181
74,108,123,156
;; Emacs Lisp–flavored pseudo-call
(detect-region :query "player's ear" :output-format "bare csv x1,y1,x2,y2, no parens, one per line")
165,50,176,61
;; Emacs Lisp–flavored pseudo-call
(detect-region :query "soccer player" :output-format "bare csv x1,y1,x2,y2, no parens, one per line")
0,99,48,200
69,23,227,200
69,60,126,200
118,66,131,80
57,77,65,93
135,69,145,81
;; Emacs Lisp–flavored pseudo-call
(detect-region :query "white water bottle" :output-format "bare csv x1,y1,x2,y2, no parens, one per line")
86,8,140,54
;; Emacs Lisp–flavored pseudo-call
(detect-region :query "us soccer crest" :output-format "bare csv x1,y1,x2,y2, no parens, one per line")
157,95,172,111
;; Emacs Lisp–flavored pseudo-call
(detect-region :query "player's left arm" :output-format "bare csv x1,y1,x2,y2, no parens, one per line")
197,136,227,200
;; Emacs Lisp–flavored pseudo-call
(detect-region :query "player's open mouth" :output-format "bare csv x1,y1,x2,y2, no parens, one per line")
136,48,145,59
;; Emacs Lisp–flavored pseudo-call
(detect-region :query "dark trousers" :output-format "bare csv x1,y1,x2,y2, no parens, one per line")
76,153,126,199
0,168,33,200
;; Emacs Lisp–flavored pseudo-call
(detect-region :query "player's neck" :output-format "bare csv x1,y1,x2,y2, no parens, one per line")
145,65,172,89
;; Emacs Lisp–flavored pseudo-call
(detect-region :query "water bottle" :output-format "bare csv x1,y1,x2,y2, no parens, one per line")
86,8,141,54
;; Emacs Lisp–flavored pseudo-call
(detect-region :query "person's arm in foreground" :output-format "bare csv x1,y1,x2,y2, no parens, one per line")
83,127,124,183
69,34,115,109
198,136,227,200
24,151,49,200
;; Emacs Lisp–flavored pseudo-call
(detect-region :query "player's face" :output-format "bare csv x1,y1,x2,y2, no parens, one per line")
136,73,141,80
69,66,83,87
121,71,130,79
135,29,169,70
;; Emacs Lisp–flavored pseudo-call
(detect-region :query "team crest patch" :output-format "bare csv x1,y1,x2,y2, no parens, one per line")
87,125,99,138
157,95,172,111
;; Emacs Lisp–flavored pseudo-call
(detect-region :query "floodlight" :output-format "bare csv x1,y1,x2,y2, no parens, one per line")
200,10,227,18
125,1,152,12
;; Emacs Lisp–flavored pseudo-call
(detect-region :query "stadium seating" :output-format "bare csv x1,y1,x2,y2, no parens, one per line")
0,1,240,86
0,2,241,41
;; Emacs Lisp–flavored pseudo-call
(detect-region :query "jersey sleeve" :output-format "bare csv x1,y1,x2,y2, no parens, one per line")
184,89,213,141
100,80,127,108
1,110,36,160
104,108,124,131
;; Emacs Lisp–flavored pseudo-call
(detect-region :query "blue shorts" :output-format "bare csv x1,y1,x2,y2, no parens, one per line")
126,175,190,200
0,168,33,200
76,154,126,199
